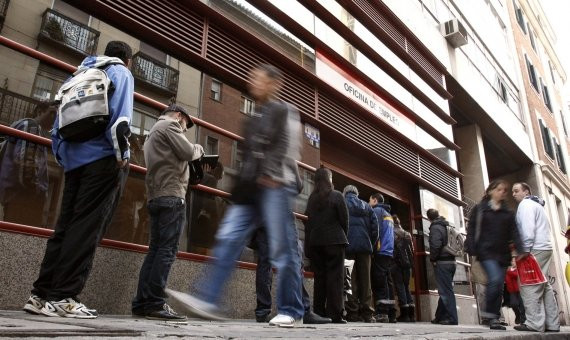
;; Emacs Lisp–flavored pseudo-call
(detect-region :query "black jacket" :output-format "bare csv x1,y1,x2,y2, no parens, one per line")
465,200,523,266
304,190,349,248
428,217,455,262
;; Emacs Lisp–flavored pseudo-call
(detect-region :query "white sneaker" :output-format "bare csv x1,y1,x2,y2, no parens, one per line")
165,288,225,321
44,298,98,319
269,314,303,328
23,295,45,315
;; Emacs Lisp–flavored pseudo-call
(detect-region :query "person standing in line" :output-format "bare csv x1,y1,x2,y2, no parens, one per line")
343,185,379,323
512,182,560,333
427,208,458,325
22,41,134,318
390,214,415,322
369,193,396,323
167,64,305,328
464,179,523,330
131,105,204,320
304,167,349,324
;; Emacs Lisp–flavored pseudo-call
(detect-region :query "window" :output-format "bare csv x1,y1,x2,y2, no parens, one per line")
560,111,568,137
555,141,566,173
527,24,536,51
525,55,539,92
210,80,222,101
132,103,159,136
548,61,556,84
240,95,255,115
497,77,508,103
539,119,554,159
541,79,552,112
232,141,243,171
31,64,69,101
513,0,526,33
205,136,219,155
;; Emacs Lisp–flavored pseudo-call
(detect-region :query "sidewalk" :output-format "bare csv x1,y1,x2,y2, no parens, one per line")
1,310,569,339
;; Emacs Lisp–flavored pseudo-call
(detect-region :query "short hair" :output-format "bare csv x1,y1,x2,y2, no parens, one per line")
392,214,400,226
370,192,384,204
104,41,132,64
426,208,439,221
343,185,359,196
256,63,282,80
514,182,532,195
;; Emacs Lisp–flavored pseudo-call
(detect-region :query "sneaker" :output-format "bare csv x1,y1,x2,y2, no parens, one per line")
255,314,271,323
23,295,46,315
489,319,506,330
39,301,60,317
269,314,303,328
513,324,537,332
165,288,225,321
45,298,98,319
146,304,187,321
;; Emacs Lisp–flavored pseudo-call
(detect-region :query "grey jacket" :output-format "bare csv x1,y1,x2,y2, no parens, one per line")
144,116,203,201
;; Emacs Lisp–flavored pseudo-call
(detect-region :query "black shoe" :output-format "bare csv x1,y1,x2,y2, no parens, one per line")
438,319,458,325
255,314,271,323
303,311,331,324
489,319,506,330
546,329,560,332
332,318,347,324
513,324,537,332
346,314,361,322
430,318,440,324
131,308,146,317
145,304,187,321
362,316,376,323
375,314,389,323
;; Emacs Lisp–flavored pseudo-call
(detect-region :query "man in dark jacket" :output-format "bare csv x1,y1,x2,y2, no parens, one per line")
343,185,379,323
427,208,458,325
369,193,396,323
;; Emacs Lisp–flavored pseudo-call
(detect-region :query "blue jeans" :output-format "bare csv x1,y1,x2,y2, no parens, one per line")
197,186,304,319
480,260,507,320
132,196,185,313
434,262,458,323
391,264,413,306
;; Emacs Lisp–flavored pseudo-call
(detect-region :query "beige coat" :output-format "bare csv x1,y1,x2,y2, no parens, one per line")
144,116,203,201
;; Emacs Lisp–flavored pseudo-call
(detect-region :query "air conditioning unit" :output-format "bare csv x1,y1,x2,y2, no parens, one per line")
442,19,468,48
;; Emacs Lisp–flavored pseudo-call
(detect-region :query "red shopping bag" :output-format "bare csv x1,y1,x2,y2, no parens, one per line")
516,254,546,286
505,267,520,293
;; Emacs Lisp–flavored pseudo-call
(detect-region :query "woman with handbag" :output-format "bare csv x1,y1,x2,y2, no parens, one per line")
465,179,523,330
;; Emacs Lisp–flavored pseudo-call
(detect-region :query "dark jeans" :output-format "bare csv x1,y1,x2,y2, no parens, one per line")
32,156,126,301
254,227,310,318
434,262,458,323
391,264,413,306
372,254,395,315
311,244,345,320
132,196,186,313
480,260,507,320
345,253,374,319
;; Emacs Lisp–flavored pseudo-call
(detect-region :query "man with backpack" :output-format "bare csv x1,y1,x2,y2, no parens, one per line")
22,41,134,319
427,208,458,325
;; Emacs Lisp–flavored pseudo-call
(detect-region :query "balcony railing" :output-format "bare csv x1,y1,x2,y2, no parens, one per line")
0,88,41,125
38,9,99,56
0,0,9,32
132,52,179,95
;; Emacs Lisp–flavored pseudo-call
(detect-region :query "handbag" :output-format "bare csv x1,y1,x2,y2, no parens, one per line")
188,158,203,185
516,254,546,286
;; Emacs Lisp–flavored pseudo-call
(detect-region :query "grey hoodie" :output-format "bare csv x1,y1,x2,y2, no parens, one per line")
515,195,552,252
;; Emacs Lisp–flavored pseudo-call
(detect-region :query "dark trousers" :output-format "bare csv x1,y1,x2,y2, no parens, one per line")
254,228,310,318
434,262,458,323
391,264,413,306
32,156,126,301
132,196,186,313
372,254,395,315
345,252,374,318
311,244,345,321
480,260,507,320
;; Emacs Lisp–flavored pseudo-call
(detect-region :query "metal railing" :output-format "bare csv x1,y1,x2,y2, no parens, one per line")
131,51,179,95
0,88,41,125
38,9,99,56
0,0,9,32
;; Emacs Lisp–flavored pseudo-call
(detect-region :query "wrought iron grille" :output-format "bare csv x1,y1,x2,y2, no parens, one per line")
0,88,41,125
0,0,9,32
132,52,179,95
38,9,100,56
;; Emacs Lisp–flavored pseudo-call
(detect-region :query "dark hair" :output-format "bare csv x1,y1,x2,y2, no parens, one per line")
104,41,132,64
514,182,532,195
392,214,400,226
310,168,333,209
426,208,439,221
482,179,510,201
256,63,282,80
370,192,384,204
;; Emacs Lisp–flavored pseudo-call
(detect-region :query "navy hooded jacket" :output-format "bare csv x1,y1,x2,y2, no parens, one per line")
344,192,379,254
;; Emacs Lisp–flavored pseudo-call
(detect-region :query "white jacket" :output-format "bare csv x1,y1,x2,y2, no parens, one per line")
515,197,552,252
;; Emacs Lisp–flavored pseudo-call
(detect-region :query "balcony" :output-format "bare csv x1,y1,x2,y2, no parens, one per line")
0,0,9,32
131,52,179,95
38,9,99,57
0,88,41,125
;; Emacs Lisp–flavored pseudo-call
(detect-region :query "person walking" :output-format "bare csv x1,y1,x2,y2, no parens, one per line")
465,179,523,330
166,64,305,328
512,182,560,333
22,41,134,318
427,208,458,325
390,214,415,322
343,185,379,323
131,105,204,320
304,168,349,324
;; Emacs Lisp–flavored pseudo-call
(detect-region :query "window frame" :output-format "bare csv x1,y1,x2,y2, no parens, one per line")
210,79,222,102
240,95,255,116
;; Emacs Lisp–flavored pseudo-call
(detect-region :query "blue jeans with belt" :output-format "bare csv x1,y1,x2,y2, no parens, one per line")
434,261,458,324
480,259,507,320
132,196,185,313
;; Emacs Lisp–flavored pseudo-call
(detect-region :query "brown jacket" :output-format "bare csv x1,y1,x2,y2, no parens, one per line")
144,116,203,201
